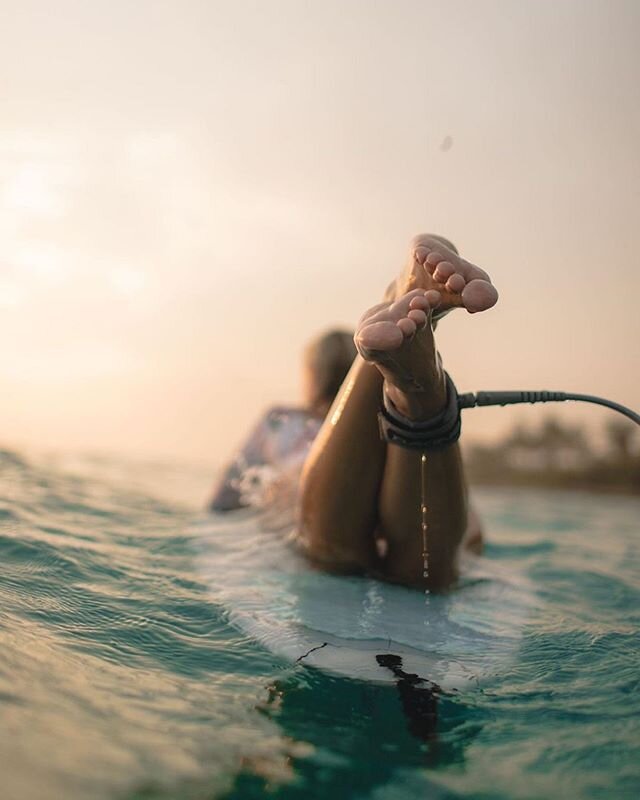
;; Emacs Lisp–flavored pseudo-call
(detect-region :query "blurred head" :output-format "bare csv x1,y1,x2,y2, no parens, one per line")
302,329,357,415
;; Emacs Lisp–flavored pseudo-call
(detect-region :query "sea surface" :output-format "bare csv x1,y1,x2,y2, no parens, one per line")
0,448,638,800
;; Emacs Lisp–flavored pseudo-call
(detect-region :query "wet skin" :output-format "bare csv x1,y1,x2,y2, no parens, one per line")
298,235,497,591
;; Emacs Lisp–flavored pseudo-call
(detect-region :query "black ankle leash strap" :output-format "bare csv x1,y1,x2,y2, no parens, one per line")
378,372,462,451
378,375,640,451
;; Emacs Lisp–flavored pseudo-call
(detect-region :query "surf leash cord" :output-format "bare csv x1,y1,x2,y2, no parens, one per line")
456,391,640,426
378,379,639,452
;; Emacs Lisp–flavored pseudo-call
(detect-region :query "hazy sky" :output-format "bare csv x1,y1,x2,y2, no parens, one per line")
1,0,639,463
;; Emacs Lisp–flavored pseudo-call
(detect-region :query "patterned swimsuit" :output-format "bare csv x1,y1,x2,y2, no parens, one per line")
209,407,322,512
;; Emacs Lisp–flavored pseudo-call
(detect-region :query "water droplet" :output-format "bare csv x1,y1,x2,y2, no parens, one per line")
420,450,431,614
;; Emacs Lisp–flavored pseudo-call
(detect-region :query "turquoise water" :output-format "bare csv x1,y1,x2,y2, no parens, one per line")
1,449,638,800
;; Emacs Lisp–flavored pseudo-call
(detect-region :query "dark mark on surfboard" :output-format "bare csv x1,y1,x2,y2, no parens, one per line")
296,642,329,663
376,654,441,692
376,653,442,742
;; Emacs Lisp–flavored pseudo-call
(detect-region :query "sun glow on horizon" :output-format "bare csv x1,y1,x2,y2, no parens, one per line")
1,0,639,462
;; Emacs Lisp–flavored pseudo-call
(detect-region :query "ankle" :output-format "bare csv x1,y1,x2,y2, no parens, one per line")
384,368,447,421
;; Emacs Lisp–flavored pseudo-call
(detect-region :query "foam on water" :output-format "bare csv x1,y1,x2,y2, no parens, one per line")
0,448,638,799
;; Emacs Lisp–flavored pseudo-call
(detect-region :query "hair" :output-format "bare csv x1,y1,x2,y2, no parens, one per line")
303,329,357,408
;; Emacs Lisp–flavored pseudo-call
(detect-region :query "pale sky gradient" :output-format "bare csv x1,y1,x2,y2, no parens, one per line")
1,0,639,463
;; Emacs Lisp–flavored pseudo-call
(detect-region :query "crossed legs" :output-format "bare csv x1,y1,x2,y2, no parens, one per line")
296,235,498,591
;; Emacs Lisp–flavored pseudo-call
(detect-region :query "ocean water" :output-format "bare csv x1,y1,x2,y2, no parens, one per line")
0,448,638,800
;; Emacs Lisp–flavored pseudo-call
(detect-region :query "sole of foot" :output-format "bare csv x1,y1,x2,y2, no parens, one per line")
355,289,446,419
388,234,498,317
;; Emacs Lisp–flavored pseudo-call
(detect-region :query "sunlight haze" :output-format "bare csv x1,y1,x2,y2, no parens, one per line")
1,0,639,464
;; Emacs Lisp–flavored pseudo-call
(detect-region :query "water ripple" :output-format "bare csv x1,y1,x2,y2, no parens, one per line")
0,453,638,800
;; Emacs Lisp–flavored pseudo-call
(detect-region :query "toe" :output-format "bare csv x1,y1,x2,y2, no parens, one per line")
356,320,403,353
390,288,428,318
425,251,444,270
397,317,417,337
407,308,427,328
409,294,431,311
413,245,430,265
446,273,466,293
425,288,442,307
411,233,438,261
461,279,499,313
433,260,456,282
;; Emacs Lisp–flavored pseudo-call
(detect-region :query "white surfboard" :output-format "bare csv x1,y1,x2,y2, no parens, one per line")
196,511,537,690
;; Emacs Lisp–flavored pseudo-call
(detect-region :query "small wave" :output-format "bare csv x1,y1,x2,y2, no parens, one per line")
0,456,637,800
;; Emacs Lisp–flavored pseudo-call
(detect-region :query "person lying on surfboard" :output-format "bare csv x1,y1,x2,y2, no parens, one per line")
210,329,356,513
210,234,496,591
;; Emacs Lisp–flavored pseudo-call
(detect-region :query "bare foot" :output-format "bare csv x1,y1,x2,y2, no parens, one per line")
355,288,447,421
387,234,498,318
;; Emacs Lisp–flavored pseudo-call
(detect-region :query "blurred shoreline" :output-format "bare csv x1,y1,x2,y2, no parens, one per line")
3,411,639,511
465,415,639,496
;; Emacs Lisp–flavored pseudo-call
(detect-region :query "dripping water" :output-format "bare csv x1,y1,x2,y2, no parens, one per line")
420,452,430,617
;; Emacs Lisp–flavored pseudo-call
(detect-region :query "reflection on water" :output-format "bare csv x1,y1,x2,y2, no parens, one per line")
0,449,638,799
222,668,482,800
